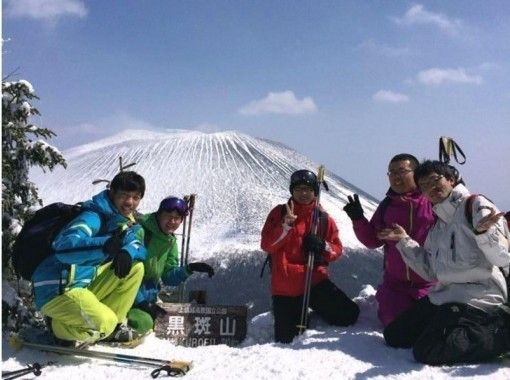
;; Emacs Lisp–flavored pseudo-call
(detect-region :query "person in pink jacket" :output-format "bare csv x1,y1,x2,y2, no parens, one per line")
343,154,436,327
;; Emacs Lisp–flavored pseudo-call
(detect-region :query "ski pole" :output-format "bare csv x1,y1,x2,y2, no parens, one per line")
2,361,54,380
180,196,189,268
297,165,325,335
183,194,196,266
9,335,192,377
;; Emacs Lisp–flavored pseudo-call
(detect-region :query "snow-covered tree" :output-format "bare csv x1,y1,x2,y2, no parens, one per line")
2,79,66,273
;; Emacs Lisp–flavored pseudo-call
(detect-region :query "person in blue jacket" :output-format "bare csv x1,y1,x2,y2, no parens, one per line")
32,171,147,344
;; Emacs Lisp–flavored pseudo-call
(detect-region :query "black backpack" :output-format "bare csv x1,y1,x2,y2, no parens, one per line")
12,202,103,280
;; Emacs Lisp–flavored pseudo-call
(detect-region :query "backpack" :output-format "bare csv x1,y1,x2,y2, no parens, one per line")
464,194,510,290
12,202,105,280
260,205,329,277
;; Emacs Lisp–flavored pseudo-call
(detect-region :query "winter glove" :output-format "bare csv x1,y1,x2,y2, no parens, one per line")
302,233,326,255
137,301,167,321
343,194,364,220
111,249,133,278
102,228,126,255
186,262,215,278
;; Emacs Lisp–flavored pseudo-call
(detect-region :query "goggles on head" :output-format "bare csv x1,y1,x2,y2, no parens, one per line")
158,197,189,216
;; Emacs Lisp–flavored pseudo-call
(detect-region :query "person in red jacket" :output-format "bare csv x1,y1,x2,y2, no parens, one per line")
261,169,359,343
343,154,436,327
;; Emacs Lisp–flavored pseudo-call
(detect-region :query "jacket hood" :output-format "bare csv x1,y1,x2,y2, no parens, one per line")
433,184,470,223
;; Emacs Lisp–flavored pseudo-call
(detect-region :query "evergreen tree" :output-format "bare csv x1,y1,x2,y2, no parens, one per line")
2,79,66,274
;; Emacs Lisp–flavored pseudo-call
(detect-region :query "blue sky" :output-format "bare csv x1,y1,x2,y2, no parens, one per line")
3,0,510,208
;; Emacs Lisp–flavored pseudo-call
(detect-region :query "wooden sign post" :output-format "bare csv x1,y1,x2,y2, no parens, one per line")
154,303,247,347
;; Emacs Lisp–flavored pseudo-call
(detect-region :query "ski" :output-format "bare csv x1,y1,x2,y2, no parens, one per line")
297,165,326,335
9,334,192,377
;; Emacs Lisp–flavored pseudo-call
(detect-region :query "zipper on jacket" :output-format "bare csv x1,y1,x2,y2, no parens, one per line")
402,196,415,282
451,232,456,262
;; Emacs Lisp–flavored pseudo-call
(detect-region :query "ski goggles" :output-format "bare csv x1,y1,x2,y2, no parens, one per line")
158,197,189,216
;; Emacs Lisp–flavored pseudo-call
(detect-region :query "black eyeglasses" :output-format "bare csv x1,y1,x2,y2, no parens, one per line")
387,169,413,177
418,175,444,190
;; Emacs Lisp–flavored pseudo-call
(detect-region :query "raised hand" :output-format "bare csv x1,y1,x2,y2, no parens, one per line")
475,208,505,233
343,194,364,220
284,200,297,226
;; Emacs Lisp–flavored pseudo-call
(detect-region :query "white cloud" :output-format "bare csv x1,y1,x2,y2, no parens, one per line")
372,90,409,103
239,91,317,115
477,62,501,72
417,68,483,85
358,39,410,57
5,0,87,21
393,4,463,35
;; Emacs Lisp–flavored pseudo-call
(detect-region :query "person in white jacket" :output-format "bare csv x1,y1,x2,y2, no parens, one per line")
378,160,510,365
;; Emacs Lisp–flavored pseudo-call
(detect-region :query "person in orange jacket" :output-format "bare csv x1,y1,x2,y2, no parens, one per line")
261,169,359,343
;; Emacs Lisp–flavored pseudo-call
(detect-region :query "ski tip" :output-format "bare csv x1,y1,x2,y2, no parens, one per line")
8,334,25,351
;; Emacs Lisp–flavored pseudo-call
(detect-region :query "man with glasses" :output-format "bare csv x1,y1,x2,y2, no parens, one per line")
127,196,214,335
379,160,510,365
343,154,435,327
261,169,359,343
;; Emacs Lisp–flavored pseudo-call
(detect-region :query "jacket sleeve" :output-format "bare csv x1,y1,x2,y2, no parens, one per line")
120,224,146,262
52,210,109,265
396,236,437,281
162,238,189,286
261,205,294,254
471,197,510,268
322,216,343,262
351,205,385,249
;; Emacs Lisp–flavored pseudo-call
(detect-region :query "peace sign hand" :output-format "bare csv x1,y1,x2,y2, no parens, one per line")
284,200,297,226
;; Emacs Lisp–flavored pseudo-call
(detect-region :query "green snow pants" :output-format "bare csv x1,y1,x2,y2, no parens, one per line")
41,262,144,343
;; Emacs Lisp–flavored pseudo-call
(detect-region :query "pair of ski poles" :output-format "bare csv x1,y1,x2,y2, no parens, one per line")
8,336,192,378
178,194,196,302
297,166,326,335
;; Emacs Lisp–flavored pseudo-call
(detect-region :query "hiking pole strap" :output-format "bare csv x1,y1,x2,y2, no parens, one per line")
439,136,466,164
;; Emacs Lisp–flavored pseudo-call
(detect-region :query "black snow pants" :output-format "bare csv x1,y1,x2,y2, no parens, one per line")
272,279,360,343
383,296,510,365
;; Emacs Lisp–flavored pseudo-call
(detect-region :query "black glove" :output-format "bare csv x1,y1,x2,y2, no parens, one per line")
343,194,364,220
102,229,126,255
137,301,167,321
111,250,132,278
186,262,215,278
302,233,326,255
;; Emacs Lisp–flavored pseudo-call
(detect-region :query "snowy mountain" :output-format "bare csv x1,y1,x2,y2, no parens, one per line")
30,129,382,315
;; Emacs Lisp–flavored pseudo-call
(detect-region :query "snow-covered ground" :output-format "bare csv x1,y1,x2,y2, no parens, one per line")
2,284,509,379
3,130,509,378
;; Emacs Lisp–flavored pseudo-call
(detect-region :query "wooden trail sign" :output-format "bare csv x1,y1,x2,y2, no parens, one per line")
155,303,247,347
